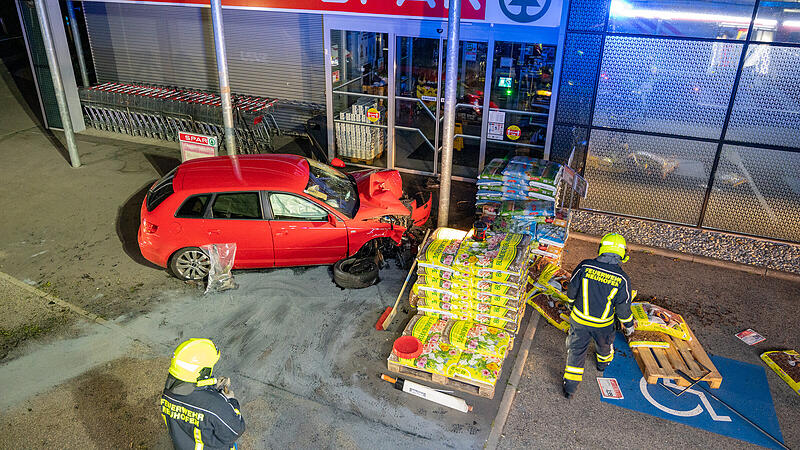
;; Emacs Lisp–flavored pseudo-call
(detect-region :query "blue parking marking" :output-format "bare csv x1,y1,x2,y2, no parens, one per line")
602,335,784,449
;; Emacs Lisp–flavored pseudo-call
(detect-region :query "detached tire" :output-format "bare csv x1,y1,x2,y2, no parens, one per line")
333,257,379,289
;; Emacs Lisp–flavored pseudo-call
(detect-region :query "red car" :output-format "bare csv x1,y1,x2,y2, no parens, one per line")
138,154,431,281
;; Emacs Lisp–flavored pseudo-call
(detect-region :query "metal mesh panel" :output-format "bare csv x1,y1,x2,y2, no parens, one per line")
594,37,741,139
582,130,717,225
567,0,611,32
726,45,800,148
555,33,602,125
550,125,588,172
703,145,800,242
18,0,61,128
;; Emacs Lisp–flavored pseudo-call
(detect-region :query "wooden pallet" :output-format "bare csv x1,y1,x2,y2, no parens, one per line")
387,360,496,399
347,150,384,165
632,325,723,389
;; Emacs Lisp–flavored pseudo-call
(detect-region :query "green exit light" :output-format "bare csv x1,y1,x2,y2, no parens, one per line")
505,89,513,96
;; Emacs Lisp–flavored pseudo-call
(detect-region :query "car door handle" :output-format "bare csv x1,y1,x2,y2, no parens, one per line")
275,230,288,236
208,229,221,236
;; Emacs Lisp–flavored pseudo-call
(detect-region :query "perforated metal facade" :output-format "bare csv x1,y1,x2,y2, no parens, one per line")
553,0,800,242
594,37,741,139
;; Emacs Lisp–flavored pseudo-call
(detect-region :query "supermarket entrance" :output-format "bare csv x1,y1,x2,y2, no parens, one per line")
323,16,560,180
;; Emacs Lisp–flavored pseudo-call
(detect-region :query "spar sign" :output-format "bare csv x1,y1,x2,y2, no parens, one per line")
179,131,218,162
107,0,562,27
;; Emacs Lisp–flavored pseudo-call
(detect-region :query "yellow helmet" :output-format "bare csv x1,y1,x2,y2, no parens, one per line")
169,338,220,383
599,233,629,263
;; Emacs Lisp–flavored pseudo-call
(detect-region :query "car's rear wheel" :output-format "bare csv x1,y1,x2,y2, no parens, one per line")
169,247,211,281
333,257,379,289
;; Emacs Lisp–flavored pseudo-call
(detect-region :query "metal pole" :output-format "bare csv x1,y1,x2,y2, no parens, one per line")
209,0,236,155
65,0,89,87
437,0,461,227
34,0,80,167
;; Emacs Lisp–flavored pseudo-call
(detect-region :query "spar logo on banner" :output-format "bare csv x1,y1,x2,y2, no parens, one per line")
367,107,381,122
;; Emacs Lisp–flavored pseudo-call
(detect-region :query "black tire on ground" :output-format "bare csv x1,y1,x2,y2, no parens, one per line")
333,257,379,289
169,247,211,281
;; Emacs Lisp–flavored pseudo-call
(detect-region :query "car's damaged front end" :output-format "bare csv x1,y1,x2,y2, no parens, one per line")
347,169,432,264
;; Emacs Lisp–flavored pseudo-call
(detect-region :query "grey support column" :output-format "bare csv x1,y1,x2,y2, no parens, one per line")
34,0,80,167
210,0,236,155
437,0,462,227
65,0,89,87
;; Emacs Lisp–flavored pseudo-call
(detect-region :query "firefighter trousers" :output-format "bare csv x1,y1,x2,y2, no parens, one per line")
563,320,615,394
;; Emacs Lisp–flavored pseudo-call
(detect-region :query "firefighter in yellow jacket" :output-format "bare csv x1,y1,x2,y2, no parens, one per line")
161,338,245,449
562,233,635,398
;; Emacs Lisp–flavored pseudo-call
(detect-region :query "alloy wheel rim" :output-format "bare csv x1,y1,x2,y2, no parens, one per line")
175,250,211,280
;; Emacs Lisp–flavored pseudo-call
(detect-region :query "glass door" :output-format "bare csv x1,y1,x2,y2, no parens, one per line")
440,40,489,179
485,42,556,162
395,36,442,174
330,30,389,168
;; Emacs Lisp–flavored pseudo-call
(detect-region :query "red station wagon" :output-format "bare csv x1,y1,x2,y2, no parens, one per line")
138,154,431,281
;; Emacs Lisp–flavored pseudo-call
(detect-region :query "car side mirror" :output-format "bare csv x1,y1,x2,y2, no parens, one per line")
328,213,337,227
330,158,346,168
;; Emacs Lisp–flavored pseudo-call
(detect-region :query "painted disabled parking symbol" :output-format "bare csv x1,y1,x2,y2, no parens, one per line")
638,378,731,422
602,335,785,448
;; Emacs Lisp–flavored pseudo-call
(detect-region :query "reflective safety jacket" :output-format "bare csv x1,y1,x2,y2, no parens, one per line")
566,257,634,328
161,383,245,450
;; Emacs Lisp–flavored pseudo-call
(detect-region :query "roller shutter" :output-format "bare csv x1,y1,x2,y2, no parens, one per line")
82,2,325,103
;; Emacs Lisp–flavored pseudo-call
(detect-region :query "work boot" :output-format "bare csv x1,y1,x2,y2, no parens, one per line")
562,380,575,399
596,362,608,372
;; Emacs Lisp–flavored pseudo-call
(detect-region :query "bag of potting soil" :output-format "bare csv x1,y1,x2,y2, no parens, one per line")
416,274,523,299
479,158,509,182
526,292,570,332
761,350,800,396
453,351,504,386
416,296,518,325
530,241,564,260
535,223,567,247
527,260,572,304
417,236,463,271
389,315,462,376
626,330,671,349
476,179,503,189
477,189,504,200
453,233,531,277
502,156,563,189
417,265,524,288
446,319,512,358
498,200,556,218
631,302,691,341
501,185,557,202
413,284,524,311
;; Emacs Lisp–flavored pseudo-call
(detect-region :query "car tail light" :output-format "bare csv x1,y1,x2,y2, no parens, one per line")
142,219,158,234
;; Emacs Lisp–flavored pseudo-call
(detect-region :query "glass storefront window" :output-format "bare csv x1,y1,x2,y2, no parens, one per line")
331,30,389,167
485,42,555,163
753,0,800,44
607,0,757,40
395,36,440,173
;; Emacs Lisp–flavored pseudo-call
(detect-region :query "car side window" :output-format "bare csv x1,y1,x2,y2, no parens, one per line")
210,192,262,219
269,193,328,221
175,194,211,218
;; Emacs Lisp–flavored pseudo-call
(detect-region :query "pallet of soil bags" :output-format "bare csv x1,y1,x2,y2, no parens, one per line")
761,350,800,396
411,292,524,334
417,229,530,278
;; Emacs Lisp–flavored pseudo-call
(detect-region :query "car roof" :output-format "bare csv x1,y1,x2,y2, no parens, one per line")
174,154,310,193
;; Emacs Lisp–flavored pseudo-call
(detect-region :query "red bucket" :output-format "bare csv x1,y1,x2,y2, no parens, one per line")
393,336,423,360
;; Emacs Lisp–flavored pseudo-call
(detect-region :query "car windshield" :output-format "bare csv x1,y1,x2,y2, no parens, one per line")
304,158,358,218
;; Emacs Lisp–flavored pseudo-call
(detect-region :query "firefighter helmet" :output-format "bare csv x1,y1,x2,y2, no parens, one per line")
599,233,629,263
169,338,220,383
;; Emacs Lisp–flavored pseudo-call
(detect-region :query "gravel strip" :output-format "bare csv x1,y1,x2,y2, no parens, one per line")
570,210,800,275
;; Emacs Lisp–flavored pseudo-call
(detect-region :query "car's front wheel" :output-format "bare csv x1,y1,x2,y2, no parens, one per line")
169,247,211,281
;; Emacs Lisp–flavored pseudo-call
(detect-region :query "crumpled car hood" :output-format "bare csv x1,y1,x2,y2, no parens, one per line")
351,169,411,221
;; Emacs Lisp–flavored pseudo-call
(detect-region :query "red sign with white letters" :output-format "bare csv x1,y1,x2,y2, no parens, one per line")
116,0,486,20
